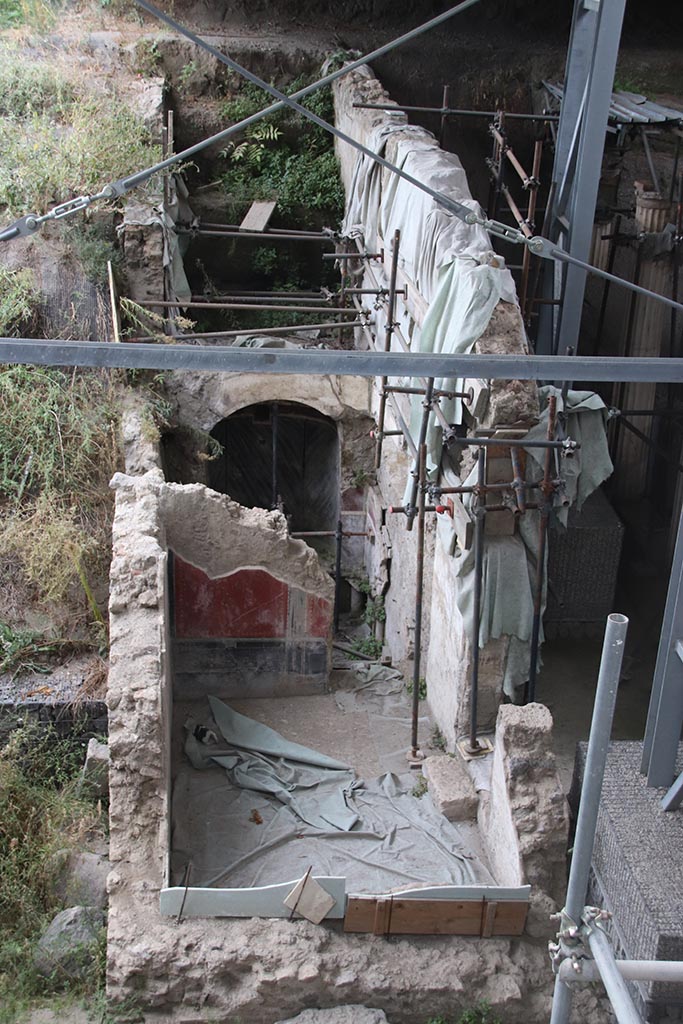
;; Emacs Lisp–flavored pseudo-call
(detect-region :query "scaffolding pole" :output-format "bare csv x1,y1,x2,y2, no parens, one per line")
549,612,630,1024
411,443,428,759
375,229,401,469
352,101,559,123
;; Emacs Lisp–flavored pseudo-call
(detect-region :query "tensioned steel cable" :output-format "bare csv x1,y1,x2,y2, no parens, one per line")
0,0,483,241
131,0,683,317
2,0,682,319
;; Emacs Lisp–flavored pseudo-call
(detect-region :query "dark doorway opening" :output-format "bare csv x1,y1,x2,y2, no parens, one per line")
208,402,340,539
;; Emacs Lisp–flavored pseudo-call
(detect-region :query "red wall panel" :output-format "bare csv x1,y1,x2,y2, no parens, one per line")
174,557,289,639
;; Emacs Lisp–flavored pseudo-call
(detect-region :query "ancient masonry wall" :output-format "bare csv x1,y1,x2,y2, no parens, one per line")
106,461,583,1022
332,65,539,742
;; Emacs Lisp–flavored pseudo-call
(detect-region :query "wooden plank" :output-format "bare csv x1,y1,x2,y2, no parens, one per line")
239,200,277,233
491,900,528,936
481,900,497,937
447,495,474,551
345,897,483,935
344,896,529,936
367,884,531,902
373,897,393,935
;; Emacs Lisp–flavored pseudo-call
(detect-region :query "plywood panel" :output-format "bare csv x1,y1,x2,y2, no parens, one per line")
344,896,527,936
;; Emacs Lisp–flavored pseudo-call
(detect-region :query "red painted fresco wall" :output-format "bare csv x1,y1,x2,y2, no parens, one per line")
173,555,331,640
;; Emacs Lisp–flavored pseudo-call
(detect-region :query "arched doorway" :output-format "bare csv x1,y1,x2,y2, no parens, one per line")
208,401,340,537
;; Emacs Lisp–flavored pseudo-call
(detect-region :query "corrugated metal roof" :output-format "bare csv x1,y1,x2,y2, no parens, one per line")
543,81,683,126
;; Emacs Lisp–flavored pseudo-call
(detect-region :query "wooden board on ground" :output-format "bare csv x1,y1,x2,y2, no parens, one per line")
344,896,527,936
239,200,277,233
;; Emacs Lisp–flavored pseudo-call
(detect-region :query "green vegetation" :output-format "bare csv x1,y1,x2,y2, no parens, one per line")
0,622,72,678
0,0,55,30
430,726,447,751
0,43,161,216
425,1005,502,1024
0,365,120,630
407,676,428,701
0,722,107,1021
219,76,345,224
352,636,383,659
412,773,428,798
0,267,39,337
363,593,386,630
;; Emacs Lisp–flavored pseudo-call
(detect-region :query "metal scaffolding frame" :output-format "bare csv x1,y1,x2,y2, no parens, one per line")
537,0,628,356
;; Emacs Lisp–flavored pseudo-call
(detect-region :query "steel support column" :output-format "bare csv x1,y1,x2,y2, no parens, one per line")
642,505,683,788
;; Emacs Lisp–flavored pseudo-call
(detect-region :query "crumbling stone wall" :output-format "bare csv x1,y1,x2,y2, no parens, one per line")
478,703,570,929
106,467,572,1022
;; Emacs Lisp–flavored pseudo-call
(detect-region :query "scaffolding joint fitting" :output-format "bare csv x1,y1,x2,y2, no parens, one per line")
560,438,580,458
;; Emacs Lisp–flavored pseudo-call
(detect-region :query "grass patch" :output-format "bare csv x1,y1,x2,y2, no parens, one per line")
0,722,107,1021
0,0,56,30
0,366,121,630
0,267,40,337
425,1006,502,1024
0,42,161,217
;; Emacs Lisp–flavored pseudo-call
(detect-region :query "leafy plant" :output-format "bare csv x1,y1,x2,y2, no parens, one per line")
363,593,385,629
412,773,428,798
132,38,162,77
407,677,428,700
424,1004,502,1024
177,59,198,92
219,74,344,225
0,622,71,678
352,637,382,659
431,726,447,751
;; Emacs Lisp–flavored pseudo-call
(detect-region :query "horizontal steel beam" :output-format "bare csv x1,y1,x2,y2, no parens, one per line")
2,339,683,383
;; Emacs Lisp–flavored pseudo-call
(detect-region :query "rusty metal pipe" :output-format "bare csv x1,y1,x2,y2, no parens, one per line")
527,394,557,702
411,443,428,756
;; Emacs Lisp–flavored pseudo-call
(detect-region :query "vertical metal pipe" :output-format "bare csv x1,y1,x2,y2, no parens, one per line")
489,114,506,221
406,378,435,531
375,229,402,469
411,443,428,756
468,446,486,753
595,213,622,348
510,445,527,513
271,403,279,510
549,611,629,1024
527,394,557,702
333,518,343,634
520,140,543,314
439,84,451,148
585,926,644,1024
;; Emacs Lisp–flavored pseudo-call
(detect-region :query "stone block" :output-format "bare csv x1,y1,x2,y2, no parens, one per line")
78,737,109,799
423,754,479,821
34,906,105,980
53,850,110,910
276,1009,389,1024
